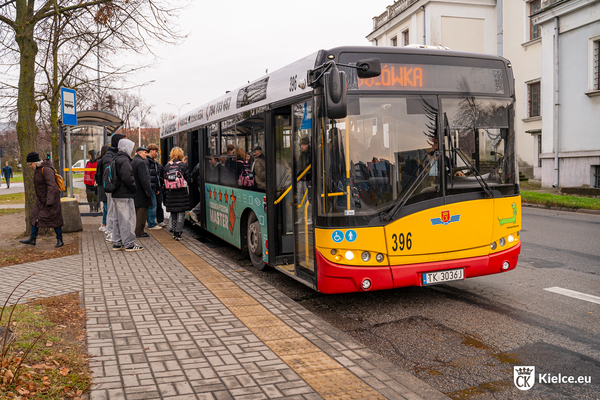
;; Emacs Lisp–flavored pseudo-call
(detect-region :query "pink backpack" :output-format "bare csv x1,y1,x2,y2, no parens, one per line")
164,161,186,189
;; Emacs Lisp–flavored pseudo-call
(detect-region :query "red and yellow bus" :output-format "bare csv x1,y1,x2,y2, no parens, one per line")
161,46,521,294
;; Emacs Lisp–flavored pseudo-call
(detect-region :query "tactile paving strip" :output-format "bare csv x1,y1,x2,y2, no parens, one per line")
150,229,385,399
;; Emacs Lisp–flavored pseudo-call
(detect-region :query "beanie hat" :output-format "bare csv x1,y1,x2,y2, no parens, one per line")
26,152,41,163
110,133,125,148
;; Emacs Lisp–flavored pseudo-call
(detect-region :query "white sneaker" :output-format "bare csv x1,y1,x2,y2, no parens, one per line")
158,222,167,227
189,211,199,223
148,225,162,230
99,225,106,232
106,233,112,243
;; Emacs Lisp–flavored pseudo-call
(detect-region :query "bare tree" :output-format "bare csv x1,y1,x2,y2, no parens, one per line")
0,0,187,234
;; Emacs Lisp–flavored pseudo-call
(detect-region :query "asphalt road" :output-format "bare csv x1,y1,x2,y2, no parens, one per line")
190,206,600,399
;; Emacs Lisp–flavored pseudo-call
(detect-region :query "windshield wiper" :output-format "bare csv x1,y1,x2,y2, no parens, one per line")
443,113,494,199
380,152,438,222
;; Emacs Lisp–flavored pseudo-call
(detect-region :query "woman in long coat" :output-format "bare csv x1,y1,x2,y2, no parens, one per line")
20,152,64,247
163,146,190,240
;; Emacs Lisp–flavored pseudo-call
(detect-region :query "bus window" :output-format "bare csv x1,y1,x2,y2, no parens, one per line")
208,123,219,156
220,120,237,186
317,95,440,226
442,97,515,195
205,156,221,184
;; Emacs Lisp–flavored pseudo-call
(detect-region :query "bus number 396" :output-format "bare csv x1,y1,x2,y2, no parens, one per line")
391,232,412,252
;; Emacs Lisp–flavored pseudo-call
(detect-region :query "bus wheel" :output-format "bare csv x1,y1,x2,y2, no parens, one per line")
247,212,266,271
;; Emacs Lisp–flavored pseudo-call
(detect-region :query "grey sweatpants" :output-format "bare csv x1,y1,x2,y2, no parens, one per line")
112,198,136,248
106,193,114,235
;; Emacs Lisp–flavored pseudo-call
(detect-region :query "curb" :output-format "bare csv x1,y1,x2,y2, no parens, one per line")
522,202,600,215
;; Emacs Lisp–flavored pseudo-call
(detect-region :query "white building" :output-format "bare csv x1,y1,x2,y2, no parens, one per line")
367,0,600,187
533,0,600,188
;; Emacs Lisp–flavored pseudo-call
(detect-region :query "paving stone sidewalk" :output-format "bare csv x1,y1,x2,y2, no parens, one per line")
2,221,449,399
0,253,82,305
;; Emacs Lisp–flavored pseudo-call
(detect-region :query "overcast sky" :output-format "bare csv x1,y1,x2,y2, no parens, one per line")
132,1,390,125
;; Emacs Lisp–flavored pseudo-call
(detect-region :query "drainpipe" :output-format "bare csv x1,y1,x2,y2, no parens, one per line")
553,16,560,187
421,6,426,45
497,0,503,56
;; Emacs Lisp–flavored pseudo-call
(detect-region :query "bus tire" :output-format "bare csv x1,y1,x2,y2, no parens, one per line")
247,211,266,271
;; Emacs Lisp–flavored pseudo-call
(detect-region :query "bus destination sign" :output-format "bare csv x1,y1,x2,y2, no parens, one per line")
351,63,505,94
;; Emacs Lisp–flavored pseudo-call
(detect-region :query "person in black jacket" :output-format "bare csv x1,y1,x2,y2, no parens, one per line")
164,146,190,241
131,146,152,238
97,133,125,243
95,145,110,231
111,138,143,251
146,143,162,229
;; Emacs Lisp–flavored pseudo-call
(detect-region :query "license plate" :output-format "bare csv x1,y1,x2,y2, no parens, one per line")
422,268,464,285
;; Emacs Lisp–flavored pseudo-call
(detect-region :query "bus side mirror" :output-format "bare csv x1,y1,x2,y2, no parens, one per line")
356,58,381,79
324,62,347,120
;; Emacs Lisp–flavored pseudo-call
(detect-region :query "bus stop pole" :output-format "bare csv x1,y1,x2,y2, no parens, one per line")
67,125,73,198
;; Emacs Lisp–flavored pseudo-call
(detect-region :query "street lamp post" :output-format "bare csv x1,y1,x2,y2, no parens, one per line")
138,80,156,146
167,102,191,119
166,103,191,146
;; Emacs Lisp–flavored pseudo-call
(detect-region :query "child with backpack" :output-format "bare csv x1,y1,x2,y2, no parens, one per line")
163,147,190,241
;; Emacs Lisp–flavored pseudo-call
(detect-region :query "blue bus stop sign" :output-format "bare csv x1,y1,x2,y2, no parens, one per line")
61,87,77,126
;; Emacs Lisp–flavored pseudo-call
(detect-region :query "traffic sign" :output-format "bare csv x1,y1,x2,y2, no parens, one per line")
61,87,77,126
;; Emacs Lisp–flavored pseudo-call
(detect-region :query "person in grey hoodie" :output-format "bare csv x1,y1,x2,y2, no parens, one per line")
111,138,143,252
98,133,125,243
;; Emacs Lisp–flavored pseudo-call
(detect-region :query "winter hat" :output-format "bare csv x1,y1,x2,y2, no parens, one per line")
136,146,148,153
26,152,41,163
110,133,125,148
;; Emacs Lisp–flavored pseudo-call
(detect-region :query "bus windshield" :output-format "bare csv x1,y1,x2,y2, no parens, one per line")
316,95,515,226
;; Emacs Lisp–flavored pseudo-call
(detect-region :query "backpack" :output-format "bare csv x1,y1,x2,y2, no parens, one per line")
237,161,254,187
164,161,186,189
102,157,120,193
43,167,66,192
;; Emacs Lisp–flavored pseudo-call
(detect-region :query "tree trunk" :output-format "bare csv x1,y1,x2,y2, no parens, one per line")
15,1,39,236
51,15,60,170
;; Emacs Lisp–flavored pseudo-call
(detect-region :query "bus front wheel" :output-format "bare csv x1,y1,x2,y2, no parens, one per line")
247,212,266,271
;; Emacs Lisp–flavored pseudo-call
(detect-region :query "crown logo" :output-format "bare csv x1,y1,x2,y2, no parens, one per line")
516,368,533,375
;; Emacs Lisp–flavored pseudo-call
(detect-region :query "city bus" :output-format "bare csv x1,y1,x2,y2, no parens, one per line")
160,46,521,294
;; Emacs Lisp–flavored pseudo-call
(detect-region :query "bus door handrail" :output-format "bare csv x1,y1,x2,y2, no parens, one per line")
274,164,312,205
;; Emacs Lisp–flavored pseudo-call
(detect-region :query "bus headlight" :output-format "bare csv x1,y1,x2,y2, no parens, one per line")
345,251,355,261
502,261,510,271
490,242,497,250
499,238,506,247
361,252,371,262
508,234,515,243
376,253,384,263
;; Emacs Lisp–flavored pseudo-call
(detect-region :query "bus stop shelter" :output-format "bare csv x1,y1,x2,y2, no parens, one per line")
58,110,123,213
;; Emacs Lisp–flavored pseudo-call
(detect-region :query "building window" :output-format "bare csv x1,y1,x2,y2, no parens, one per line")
528,81,541,117
595,166,600,188
390,36,397,47
402,30,409,46
594,40,600,90
529,0,541,41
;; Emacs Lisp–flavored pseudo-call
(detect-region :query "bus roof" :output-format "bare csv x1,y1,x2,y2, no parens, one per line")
160,46,510,138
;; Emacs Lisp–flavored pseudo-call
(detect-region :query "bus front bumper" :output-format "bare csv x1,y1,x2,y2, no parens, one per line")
315,243,520,294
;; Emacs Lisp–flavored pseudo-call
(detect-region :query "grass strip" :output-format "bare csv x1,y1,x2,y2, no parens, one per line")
521,191,600,210
0,209,24,216
0,192,25,204
0,293,90,399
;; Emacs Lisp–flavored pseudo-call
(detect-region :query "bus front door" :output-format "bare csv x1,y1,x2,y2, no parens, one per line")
272,104,315,288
